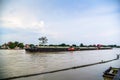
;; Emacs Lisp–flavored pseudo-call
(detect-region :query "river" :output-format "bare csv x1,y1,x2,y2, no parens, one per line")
0,48,120,80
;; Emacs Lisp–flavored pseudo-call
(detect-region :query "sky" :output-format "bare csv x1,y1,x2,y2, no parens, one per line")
0,0,120,45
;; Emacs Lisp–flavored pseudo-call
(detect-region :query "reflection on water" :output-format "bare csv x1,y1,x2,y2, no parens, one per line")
0,49,120,80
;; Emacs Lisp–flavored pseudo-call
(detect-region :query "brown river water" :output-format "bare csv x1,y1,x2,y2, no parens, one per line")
0,48,120,80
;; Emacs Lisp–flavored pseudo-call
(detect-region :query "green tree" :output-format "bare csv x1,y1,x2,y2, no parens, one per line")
49,44,55,46
14,41,19,46
18,43,24,49
72,44,77,47
80,43,84,47
58,43,66,46
38,37,48,45
29,44,35,48
8,42,16,49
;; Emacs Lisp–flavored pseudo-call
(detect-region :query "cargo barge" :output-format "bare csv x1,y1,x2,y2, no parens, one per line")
25,46,112,52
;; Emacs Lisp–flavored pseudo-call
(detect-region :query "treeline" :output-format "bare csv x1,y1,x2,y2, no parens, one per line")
48,43,120,48
0,41,24,49
31,43,120,48
0,42,120,49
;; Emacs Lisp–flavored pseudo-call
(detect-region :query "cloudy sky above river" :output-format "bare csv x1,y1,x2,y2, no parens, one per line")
0,0,120,45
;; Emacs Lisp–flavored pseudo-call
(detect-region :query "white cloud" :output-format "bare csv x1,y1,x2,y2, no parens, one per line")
0,16,44,30
0,10,60,44
1,0,119,45
1,16,22,28
0,4,46,32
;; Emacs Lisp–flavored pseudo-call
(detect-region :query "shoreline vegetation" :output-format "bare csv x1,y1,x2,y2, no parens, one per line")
0,41,120,51
0,37,120,51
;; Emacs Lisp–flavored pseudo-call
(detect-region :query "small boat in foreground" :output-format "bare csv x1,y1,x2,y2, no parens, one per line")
103,67,120,80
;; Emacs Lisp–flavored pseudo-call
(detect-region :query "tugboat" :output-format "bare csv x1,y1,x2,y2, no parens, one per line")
103,67,120,80
67,46,75,51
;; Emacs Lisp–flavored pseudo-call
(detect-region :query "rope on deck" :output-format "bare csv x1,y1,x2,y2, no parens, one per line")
0,57,119,80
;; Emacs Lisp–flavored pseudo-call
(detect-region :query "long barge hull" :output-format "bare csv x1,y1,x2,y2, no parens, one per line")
25,47,112,52
25,48,68,52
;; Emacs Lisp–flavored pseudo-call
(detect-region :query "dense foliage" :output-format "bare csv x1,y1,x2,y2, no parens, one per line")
0,38,120,49
1,41,24,49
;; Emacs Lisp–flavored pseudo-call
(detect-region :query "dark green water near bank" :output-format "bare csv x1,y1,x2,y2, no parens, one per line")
0,48,120,80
